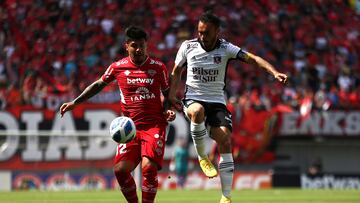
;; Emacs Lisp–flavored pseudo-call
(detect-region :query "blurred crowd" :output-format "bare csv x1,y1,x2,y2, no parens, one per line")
0,0,360,112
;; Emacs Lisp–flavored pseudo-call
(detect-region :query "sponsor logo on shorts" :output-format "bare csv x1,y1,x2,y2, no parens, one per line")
156,140,163,148
155,148,163,155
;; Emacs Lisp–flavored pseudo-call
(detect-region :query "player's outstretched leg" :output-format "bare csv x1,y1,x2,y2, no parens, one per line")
114,169,138,203
142,164,158,203
218,153,234,203
191,121,218,178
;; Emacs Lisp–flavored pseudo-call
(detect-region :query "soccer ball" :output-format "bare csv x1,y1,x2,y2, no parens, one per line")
109,116,136,143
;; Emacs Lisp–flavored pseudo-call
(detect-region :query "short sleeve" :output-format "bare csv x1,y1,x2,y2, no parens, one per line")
226,42,241,59
174,41,187,67
101,63,116,83
226,42,250,62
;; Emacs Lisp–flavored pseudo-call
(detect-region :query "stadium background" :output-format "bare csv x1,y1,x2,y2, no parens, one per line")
1,0,360,192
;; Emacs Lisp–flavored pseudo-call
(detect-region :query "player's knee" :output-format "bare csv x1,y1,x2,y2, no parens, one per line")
113,165,128,177
211,127,231,144
114,161,133,174
187,103,205,120
113,164,133,187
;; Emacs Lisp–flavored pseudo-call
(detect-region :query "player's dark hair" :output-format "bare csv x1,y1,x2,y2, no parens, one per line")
125,26,148,42
199,12,221,28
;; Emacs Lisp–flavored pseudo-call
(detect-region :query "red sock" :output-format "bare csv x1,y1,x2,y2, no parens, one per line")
141,165,158,203
114,171,138,203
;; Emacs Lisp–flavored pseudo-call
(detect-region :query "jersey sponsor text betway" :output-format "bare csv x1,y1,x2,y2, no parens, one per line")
127,78,154,85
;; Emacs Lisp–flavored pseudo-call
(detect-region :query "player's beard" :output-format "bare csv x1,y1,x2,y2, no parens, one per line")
200,39,217,51
132,54,147,66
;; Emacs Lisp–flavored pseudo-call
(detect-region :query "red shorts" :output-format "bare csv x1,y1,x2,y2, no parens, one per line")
114,124,167,170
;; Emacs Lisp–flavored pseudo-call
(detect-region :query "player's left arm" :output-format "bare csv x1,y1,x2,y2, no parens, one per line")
162,88,176,121
162,88,171,110
243,52,288,83
160,64,176,122
60,78,107,117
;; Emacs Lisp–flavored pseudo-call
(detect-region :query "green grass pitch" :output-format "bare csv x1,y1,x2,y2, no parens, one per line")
1,189,359,203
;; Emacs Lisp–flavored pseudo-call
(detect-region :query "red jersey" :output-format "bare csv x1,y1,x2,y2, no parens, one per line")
101,56,169,125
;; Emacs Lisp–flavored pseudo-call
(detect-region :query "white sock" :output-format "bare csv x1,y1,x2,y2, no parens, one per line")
218,153,234,198
190,122,208,159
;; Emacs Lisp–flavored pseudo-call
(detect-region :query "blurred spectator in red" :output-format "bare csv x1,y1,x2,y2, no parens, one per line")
5,83,21,108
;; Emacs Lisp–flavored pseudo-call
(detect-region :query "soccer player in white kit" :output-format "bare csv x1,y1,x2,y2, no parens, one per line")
169,12,287,203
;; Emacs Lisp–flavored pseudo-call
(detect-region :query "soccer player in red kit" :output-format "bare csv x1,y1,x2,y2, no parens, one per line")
60,26,176,203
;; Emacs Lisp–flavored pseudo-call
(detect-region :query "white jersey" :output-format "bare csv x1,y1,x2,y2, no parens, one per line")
175,38,247,104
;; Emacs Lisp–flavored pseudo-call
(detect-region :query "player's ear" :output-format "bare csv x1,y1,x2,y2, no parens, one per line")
124,42,129,52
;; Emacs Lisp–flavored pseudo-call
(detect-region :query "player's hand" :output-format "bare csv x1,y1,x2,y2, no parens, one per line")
59,101,76,117
169,97,182,111
164,110,176,121
274,72,288,84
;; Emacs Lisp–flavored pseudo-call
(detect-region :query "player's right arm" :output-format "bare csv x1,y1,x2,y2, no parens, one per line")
60,63,117,117
244,52,288,83
169,41,187,110
60,78,107,117
226,41,288,84
169,64,184,111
